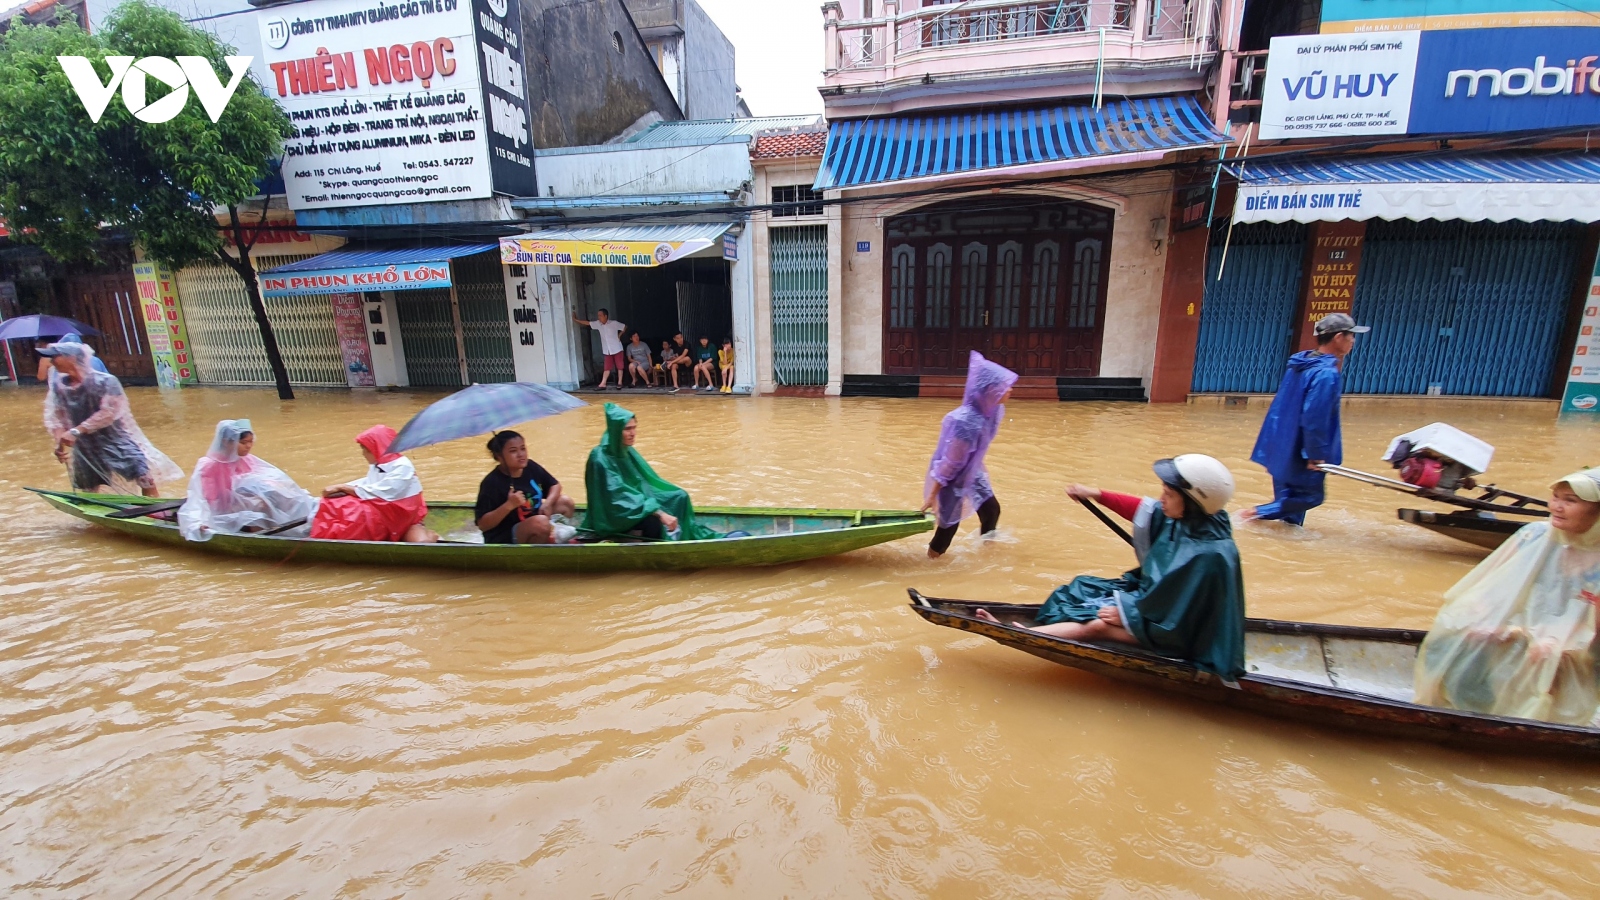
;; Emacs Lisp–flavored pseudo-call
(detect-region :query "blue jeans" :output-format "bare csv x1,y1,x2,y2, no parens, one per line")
1254,471,1325,526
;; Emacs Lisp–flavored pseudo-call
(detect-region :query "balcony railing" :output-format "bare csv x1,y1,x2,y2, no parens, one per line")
829,0,1218,73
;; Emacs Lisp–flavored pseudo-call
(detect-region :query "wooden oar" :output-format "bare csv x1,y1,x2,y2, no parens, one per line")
1075,496,1134,547
261,518,309,537
106,499,186,519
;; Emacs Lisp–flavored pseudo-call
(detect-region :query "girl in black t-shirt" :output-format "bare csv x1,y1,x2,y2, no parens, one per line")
474,431,576,544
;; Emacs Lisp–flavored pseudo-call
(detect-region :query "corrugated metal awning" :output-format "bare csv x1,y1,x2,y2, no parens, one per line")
1231,152,1600,224
258,244,496,297
814,96,1228,191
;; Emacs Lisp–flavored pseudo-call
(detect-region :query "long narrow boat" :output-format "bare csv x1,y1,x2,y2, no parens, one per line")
1397,508,1526,550
29,489,932,572
910,590,1600,757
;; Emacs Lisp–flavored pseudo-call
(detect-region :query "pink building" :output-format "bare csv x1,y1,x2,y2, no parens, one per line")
753,0,1243,400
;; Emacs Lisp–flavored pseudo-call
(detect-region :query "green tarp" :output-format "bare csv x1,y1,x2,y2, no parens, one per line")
582,403,719,541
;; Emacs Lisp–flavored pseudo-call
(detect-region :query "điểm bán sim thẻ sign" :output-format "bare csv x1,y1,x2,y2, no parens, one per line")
256,0,535,210
1260,27,1600,139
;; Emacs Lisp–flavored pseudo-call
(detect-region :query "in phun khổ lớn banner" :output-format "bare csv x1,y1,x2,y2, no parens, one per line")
257,0,534,209
131,262,198,388
1563,252,1600,414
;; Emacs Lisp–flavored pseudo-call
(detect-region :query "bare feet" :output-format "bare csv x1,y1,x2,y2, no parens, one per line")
973,608,1000,624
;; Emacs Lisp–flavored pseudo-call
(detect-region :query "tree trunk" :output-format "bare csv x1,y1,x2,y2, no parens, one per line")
220,205,294,400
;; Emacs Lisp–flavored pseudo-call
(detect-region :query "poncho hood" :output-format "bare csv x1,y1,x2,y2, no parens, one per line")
357,425,403,464
1286,350,1339,374
601,402,634,452
962,351,1020,419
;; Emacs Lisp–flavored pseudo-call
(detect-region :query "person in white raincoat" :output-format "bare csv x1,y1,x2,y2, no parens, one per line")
41,342,181,496
178,419,318,541
1415,467,1600,725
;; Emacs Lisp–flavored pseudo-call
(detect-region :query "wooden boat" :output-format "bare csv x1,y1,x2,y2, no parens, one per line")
1397,508,1527,550
1321,463,1547,551
28,488,932,572
909,590,1600,757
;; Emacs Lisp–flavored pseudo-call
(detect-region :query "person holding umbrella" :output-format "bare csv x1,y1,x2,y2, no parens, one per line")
41,342,181,496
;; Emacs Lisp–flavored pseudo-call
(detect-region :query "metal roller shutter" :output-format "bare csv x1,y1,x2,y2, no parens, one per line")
1191,222,1307,393
1344,221,1582,397
452,252,516,384
176,256,346,386
770,225,829,385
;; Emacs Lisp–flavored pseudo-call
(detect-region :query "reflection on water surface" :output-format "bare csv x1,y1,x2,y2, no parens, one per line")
1,387,1597,896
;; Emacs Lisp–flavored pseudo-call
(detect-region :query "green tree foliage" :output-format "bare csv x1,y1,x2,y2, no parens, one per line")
0,2,300,398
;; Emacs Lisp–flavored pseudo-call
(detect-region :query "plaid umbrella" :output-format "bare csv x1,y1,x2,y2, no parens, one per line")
388,382,587,454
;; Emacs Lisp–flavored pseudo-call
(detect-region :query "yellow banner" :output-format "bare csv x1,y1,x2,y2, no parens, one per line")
499,236,714,268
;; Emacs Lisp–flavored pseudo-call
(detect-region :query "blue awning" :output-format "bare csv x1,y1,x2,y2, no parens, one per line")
814,96,1228,191
263,244,497,274
259,244,497,297
1230,152,1600,224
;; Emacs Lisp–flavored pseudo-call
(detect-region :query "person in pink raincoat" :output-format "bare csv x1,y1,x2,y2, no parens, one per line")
920,351,1018,559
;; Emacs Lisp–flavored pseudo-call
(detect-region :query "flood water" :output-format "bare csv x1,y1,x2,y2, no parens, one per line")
1,385,1598,897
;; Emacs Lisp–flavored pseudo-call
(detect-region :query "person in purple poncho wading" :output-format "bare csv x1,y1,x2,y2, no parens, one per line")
921,351,1019,559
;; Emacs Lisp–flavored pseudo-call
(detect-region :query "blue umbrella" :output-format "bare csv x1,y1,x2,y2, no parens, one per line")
0,315,101,341
388,382,588,454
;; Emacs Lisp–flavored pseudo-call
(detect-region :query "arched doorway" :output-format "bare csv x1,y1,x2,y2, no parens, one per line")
882,196,1113,376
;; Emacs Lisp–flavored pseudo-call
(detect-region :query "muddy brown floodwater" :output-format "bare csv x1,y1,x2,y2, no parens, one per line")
1,385,1599,897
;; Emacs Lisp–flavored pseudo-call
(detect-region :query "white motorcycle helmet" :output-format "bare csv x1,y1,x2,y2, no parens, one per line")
1153,454,1236,516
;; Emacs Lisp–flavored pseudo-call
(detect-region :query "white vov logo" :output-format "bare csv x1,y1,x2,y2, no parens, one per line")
57,56,253,124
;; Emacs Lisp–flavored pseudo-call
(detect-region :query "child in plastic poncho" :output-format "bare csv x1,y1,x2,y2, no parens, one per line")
922,351,1018,559
309,425,438,543
1415,467,1600,726
178,419,318,541
41,342,182,496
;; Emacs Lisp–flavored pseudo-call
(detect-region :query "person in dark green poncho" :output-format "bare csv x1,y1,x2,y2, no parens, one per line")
582,403,721,541
976,454,1247,680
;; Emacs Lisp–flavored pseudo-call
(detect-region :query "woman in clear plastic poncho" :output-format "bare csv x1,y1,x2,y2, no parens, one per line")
921,351,1018,559
41,342,181,496
1415,467,1600,725
583,403,719,541
177,419,318,542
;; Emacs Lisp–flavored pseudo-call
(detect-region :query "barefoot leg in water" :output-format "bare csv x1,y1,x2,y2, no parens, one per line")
404,524,440,543
973,610,1140,645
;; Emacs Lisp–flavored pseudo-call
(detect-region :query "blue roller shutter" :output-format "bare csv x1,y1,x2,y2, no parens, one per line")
1191,222,1306,393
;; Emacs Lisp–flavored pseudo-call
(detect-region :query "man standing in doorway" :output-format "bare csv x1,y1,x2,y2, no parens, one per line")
573,308,628,390
1240,312,1369,526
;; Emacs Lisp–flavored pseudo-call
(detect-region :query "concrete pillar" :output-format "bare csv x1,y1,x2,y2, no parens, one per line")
730,225,757,394
825,190,845,396
503,264,548,383
534,265,580,390
364,290,409,388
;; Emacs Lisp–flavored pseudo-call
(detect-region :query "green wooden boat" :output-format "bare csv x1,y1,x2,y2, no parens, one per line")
29,489,933,572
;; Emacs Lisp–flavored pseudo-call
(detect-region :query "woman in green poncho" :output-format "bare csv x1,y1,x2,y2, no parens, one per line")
975,454,1247,680
583,403,720,541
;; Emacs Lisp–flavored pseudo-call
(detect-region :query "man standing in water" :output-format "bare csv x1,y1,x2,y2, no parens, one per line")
1240,313,1368,525
41,342,181,496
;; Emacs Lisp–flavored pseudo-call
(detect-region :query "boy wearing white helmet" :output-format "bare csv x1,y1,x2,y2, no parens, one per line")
975,454,1248,680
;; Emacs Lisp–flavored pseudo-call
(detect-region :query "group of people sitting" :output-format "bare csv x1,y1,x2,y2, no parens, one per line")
928,351,1600,727
177,402,727,549
574,309,735,393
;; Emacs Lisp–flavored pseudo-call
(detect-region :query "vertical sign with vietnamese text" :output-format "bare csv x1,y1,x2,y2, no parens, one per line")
502,264,547,382
1297,222,1366,351
1561,251,1600,413
471,0,536,196
330,292,378,386
132,262,198,387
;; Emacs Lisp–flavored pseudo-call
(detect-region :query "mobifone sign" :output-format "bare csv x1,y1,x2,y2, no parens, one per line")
57,56,252,123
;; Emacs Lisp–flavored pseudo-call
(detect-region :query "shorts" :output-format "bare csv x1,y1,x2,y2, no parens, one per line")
603,352,626,373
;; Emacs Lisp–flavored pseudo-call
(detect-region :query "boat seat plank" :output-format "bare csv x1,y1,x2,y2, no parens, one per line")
1323,637,1418,702
1244,633,1334,687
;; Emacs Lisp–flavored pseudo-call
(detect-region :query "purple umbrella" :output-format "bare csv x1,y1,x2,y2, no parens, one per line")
388,382,588,454
0,315,101,341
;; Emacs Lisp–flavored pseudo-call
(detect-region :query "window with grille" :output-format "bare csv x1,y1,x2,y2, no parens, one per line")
772,185,823,217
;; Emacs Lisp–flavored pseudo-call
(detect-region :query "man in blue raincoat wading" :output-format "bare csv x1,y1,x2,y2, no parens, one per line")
1240,313,1368,526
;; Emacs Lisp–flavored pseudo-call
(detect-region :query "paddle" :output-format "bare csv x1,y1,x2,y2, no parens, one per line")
261,518,309,537
1075,496,1134,547
28,488,130,511
105,499,186,519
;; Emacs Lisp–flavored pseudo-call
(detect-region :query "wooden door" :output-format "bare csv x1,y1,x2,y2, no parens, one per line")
63,272,155,381
883,198,1112,377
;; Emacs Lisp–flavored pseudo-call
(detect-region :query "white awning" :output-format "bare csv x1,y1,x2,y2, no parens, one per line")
1232,152,1600,224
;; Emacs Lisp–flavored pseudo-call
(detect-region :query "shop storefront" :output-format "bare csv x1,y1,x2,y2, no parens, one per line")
499,222,752,391
258,245,513,389
1195,152,1600,398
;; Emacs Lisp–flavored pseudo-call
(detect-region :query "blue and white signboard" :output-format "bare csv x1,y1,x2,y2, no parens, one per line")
1261,27,1600,138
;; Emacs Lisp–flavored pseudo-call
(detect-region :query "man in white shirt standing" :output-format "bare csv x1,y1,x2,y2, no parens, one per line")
572,308,629,389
